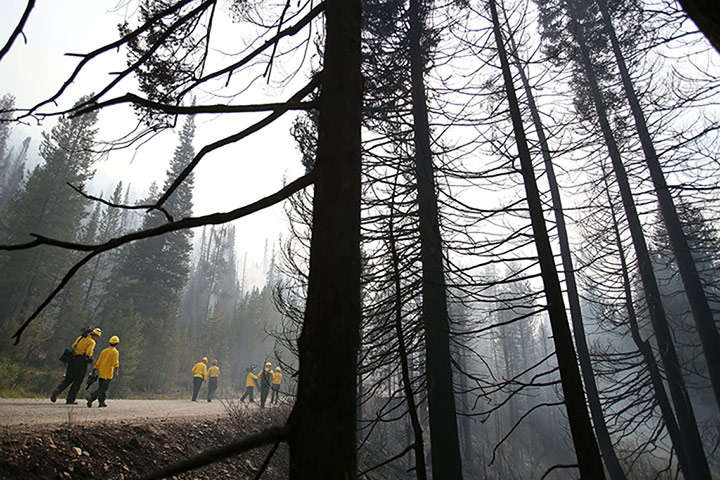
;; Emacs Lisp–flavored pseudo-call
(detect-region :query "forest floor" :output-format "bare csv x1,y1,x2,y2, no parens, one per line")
0,398,291,479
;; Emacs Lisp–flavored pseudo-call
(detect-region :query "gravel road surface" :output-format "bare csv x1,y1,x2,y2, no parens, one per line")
0,398,240,426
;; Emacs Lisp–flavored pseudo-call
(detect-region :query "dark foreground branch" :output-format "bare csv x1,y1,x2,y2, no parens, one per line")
8,172,314,343
0,0,35,63
141,425,290,480
67,183,174,222
358,443,416,477
539,464,579,480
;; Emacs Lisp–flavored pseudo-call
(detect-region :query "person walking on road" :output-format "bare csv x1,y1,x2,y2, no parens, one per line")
191,357,208,401
271,366,282,404
51,328,102,405
240,366,257,403
258,362,273,408
87,335,120,408
207,360,220,402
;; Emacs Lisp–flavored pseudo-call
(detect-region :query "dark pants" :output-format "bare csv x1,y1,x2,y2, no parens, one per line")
207,377,218,401
271,384,280,403
192,377,204,401
260,386,270,408
89,378,112,405
55,355,88,403
241,386,254,403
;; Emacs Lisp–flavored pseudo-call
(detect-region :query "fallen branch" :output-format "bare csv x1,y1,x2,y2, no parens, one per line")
141,425,291,480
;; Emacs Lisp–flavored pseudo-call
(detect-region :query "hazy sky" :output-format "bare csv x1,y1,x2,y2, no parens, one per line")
0,0,310,289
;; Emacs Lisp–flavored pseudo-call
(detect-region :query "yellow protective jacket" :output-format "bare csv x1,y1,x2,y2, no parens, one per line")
192,362,208,380
245,372,257,387
93,346,119,380
72,336,96,357
208,365,220,378
272,371,282,385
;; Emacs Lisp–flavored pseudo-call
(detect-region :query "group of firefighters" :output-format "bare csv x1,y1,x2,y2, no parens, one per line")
191,358,283,407
50,327,120,408
50,327,285,408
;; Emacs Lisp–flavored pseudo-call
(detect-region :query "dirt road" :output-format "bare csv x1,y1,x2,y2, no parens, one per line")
0,398,244,426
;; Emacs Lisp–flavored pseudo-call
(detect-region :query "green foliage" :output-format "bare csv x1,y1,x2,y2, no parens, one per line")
0,98,99,340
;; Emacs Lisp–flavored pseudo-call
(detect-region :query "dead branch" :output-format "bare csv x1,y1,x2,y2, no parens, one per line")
73,96,315,117
151,76,320,213
22,0,198,118
0,0,35,63
358,443,416,477
141,425,290,480
67,183,174,222
8,172,314,344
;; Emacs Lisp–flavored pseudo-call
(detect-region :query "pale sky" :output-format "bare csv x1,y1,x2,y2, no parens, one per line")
0,0,311,290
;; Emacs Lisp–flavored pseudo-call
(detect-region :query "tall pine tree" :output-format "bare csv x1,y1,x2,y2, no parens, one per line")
0,99,99,355
102,115,195,392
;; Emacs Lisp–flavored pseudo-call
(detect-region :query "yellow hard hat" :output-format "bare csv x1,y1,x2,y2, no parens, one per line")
276,367,281,371
202,357,208,362
265,362,271,367
92,328,102,337
109,335,119,345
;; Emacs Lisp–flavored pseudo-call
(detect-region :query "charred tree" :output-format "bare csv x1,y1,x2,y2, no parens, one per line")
488,0,606,477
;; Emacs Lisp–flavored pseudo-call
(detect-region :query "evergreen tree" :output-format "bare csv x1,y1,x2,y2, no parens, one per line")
0,136,29,217
103,115,195,392
0,100,98,354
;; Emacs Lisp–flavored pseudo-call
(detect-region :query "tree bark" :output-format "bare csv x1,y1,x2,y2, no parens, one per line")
288,1,363,478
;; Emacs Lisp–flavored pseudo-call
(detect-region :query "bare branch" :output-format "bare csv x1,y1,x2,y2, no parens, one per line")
176,2,325,98
23,0,199,117
141,425,290,480
67,183,174,222
358,443,416,477
0,0,35,63
72,95,315,117
151,76,320,213
8,172,314,344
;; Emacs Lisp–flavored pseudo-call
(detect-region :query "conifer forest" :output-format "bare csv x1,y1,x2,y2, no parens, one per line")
0,0,719,478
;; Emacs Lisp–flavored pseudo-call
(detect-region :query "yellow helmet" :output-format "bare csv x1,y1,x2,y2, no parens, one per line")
276,367,281,371
92,328,102,337
109,335,119,345
265,362,272,367
202,357,208,362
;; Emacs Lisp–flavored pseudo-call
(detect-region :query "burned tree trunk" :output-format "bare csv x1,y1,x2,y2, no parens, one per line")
489,0,606,477
289,1,363,478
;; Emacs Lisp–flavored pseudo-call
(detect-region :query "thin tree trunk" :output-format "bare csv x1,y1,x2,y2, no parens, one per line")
388,173,428,479
489,0,606,477
408,0,464,478
602,169,694,479
595,0,720,414
566,4,712,478
501,7,626,478
289,1,362,478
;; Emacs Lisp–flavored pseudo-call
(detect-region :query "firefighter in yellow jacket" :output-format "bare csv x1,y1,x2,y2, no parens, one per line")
241,366,258,403
51,328,102,404
87,336,120,408
207,360,220,402
191,357,208,401
271,366,282,404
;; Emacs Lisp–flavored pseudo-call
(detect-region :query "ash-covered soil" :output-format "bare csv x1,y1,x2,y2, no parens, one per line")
0,403,290,479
